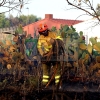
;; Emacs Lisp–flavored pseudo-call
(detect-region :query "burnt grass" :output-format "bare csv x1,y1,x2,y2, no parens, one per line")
0,73,100,100
0,87,100,100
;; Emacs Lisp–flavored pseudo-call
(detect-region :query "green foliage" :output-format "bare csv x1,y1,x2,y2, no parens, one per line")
19,14,41,26
50,26,57,31
89,37,97,45
0,14,41,28
0,14,6,28
59,25,77,39
5,20,10,27
70,25,76,31
79,31,83,36
15,24,23,34
29,14,41,23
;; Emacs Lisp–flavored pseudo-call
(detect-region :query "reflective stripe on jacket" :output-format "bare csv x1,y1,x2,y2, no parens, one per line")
37,31,62,56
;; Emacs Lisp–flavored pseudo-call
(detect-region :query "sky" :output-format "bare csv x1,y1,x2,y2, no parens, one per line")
0,0,99,20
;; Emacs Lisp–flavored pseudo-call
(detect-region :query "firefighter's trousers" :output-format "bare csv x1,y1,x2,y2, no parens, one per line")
42,62,61,86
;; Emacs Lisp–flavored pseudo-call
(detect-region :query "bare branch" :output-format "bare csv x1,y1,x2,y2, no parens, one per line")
0,0,30,15
66,0,100,22
71,13,92,26
0,0,6,6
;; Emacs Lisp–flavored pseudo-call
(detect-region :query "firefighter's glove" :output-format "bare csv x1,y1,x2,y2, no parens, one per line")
38,48,44,56
50,38,55,44
43,49,53,61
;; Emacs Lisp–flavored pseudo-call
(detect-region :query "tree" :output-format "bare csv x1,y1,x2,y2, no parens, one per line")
0,13,41,28
0,0,30,14
5,19,10,27
66,0,100,22
28,15,41,24
0,13,6,28
0,0,41,28
18,14,41,26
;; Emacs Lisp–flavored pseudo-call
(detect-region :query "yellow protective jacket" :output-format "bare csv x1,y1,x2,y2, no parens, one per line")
37,31,62,56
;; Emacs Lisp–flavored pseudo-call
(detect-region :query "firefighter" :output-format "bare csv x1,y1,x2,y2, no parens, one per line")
37,23,64,87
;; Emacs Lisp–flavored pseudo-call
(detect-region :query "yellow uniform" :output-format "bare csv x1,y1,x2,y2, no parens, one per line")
37,31,63,86
37,31,62,56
